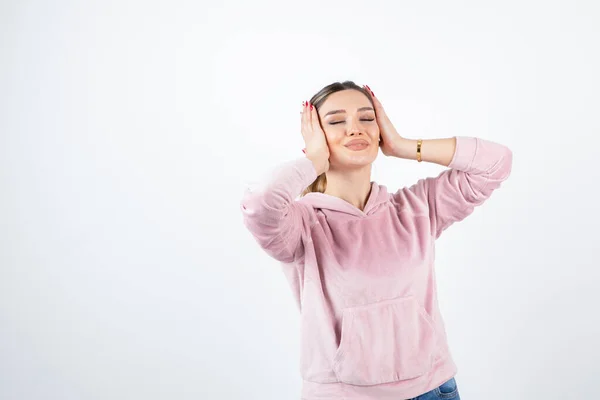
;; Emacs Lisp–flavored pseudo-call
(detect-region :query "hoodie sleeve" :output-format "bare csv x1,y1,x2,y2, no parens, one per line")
407,136,513,239
240,156,318,263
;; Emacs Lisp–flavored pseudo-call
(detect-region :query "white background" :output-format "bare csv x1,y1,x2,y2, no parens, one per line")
2,0,599,399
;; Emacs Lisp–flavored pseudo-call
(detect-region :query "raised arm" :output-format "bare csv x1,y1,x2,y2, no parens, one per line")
394,136,513,238
240,156,319,263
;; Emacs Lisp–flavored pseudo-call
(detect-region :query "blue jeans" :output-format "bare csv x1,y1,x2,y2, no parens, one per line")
409,377,460,400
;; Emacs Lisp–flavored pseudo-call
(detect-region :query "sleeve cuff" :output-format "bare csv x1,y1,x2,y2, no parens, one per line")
448,136,478,171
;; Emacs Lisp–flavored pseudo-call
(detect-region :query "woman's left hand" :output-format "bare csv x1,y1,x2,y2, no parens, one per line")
363,85,404,157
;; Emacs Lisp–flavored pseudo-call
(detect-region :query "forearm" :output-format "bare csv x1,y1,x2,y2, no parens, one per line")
392,137,457,167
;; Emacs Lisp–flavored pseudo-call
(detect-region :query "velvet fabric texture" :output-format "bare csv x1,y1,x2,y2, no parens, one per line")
240,136,512,400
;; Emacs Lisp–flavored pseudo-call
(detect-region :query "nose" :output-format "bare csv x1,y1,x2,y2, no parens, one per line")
348,129,365,138
347,117,365,136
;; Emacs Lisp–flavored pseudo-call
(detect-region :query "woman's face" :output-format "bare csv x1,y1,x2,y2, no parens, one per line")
317,89,380,169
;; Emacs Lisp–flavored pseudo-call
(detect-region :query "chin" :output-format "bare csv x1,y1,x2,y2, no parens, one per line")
333,146,378,166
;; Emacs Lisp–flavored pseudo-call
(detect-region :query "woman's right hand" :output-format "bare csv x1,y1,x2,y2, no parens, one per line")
301,101,330,175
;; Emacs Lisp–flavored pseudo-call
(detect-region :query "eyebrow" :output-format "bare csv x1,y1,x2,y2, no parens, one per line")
323,107,374,117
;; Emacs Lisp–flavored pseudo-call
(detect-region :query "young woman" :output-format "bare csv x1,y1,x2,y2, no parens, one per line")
240,80,513,400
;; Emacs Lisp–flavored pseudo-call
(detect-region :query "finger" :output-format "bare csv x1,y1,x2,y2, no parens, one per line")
310,102,321,131
301,101,308,134
306,101,313,128
363,85,380,107
363,84,375,98
311,105,328,144
373,95,381,108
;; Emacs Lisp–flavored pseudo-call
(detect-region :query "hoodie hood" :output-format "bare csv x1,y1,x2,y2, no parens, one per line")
298,181,390,218
240,137,513,400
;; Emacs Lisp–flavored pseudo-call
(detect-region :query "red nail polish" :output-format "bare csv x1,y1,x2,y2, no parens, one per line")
302,148,306,154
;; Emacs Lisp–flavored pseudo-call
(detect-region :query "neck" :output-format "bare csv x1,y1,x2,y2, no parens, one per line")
323,164,373,212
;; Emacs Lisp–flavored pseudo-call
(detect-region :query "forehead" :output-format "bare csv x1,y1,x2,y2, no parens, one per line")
320,89,372,116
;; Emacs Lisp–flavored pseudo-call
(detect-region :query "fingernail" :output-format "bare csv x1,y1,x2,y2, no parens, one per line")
302,148,306,154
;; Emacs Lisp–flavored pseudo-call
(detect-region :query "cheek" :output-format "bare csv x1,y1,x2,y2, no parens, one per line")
323,129,343,143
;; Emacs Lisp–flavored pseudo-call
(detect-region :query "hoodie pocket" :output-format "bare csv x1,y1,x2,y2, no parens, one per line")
331,295,437,386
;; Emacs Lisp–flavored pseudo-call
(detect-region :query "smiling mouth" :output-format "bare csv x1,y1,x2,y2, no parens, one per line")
345,142,369,150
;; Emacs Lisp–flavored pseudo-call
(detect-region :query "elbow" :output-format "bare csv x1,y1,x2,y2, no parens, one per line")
477,146,513,197
500,147,513,181
487,145,513,182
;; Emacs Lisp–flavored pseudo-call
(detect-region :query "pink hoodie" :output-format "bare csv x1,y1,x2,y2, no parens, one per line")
240,136,512,400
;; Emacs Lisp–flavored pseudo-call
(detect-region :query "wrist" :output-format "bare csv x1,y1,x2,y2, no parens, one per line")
307,155,328,175
392,138,417,160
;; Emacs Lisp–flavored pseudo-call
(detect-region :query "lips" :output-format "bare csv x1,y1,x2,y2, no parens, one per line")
344,139,369,147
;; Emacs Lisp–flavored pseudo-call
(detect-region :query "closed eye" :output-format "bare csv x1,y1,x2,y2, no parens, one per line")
329,118,375,125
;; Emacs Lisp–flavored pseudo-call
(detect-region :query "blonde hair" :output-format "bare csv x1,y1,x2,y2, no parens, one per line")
300,80,374,197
